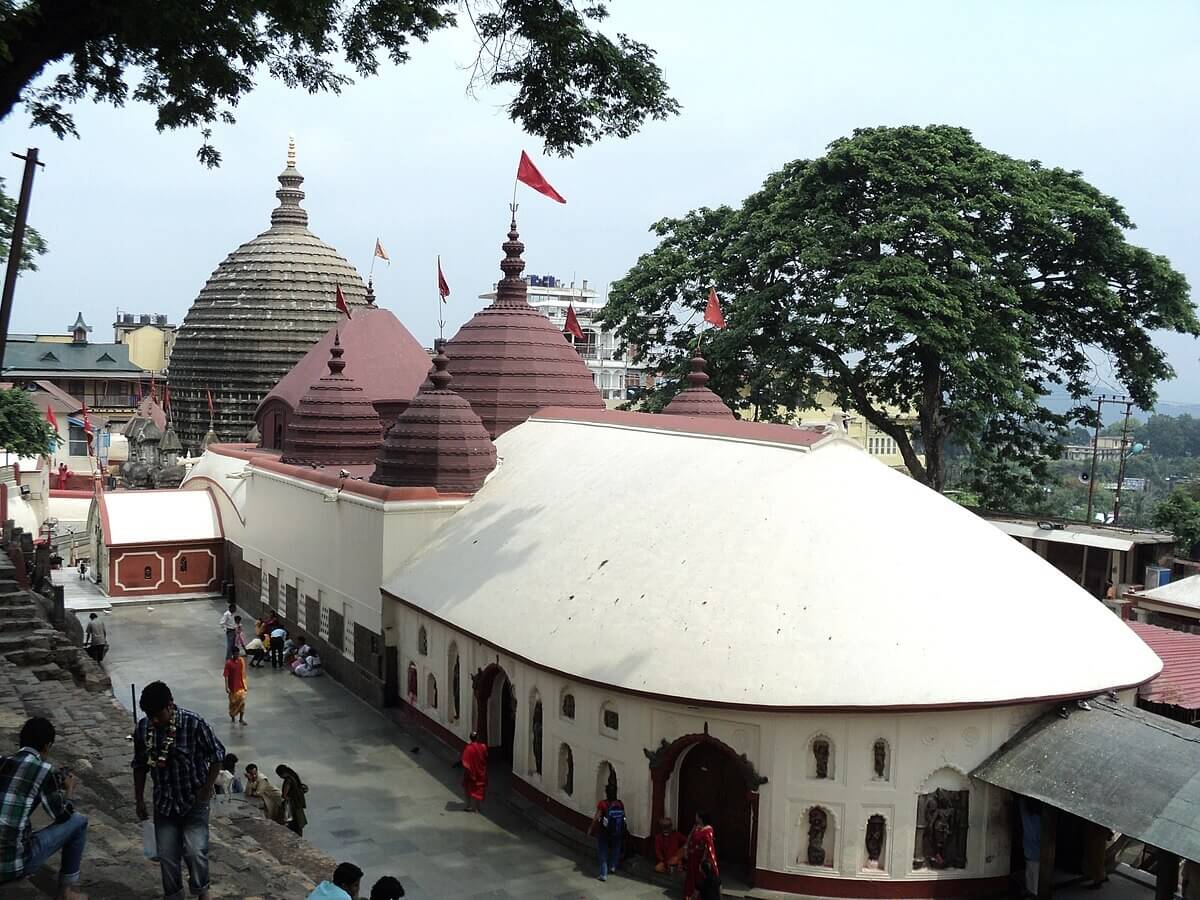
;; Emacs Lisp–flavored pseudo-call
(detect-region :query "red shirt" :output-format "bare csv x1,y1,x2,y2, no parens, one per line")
223,657,246,692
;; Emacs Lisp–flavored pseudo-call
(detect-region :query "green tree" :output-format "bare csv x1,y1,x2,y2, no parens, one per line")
0,0,678,165
0,388,56,457
0,176,47,271
1152,488,1200,554
602,125,1197,492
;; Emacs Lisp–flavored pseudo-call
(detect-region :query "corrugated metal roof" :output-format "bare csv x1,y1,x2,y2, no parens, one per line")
1128,621,1200,710
972,697,1200,862
2,341,142,374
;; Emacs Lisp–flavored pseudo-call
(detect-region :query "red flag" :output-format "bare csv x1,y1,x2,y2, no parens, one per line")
335,285,352,319
45,405,58,434
516,151,566,204
206,388,215,418
437,257,450,302
704,287,726,329
374,239,389,263
563,304,585,340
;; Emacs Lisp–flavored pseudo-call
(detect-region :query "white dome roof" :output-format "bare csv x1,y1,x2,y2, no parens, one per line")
385,411,1161,709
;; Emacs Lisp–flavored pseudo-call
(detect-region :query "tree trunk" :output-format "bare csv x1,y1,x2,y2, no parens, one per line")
917,355,946,492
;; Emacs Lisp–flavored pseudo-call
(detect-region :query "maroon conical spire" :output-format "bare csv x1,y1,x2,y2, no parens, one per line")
662,351,734,418
442,216,604,439
282,333,382,465
371,344,497,493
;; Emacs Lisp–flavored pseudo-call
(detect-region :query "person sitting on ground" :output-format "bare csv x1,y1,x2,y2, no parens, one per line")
292,652,323,677
306,861,362,900
654,816,685,874
370,874,406,899
283,634,303,665
0,716,90,900
214,754,242,796
243,764,283,823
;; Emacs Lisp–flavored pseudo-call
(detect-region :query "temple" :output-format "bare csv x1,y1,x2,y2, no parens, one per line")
168,138,371,449
97,214,1164,896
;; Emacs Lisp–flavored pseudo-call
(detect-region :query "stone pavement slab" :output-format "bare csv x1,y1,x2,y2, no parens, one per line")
93,598,672,899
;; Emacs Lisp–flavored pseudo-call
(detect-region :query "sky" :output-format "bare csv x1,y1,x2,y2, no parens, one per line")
1,0,1198,405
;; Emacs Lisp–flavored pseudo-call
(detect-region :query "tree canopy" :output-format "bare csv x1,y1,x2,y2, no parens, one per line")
1153,487,1200,554
0,0,678,165
602,125,1197,493
0,388,56,457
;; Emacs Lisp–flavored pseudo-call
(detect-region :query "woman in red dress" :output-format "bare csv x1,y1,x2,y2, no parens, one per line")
684,811,720,900
460,731,488,812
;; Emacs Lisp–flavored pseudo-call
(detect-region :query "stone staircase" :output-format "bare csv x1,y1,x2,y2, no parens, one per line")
0,553,336,898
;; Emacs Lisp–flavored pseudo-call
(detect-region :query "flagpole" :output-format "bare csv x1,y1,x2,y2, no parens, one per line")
437,257,445,345
368,239,377,284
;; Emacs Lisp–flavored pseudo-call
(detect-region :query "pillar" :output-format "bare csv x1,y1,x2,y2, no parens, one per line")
1037,805,1057,900
1156,851,1179,900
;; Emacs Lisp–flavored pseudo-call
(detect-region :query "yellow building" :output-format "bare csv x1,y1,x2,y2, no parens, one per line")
744,391,923,474
113,312,176,373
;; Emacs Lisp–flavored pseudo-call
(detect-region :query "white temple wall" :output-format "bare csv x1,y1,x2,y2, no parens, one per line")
390,598,1054,886
243,468,462,637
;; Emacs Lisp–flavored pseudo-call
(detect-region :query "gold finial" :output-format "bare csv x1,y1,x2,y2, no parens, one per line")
287,133,296,167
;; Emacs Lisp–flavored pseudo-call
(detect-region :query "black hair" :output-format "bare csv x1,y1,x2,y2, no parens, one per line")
605,783,618,801
234,615,242,623
245,763,258,774
228,601,236,610
469,731,479,742
88,613,98,620
697,810,711,826
139,681,173,716
18,716,55,751
223,752,238,772
370,875,406,900
333,862,364,889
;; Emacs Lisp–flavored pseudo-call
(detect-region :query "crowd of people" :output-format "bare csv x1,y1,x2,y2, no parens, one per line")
0,599,729,898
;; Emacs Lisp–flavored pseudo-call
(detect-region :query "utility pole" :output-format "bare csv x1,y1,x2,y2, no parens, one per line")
0,148,44,369
1112,399,1135,525
1084,395,1105,523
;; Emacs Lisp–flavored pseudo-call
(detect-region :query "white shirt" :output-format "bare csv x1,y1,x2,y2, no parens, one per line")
219,610,236,631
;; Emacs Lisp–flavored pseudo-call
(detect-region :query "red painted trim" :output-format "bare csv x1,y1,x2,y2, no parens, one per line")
752,869,1010,898
381,588,1152,712
105,537,224,550
532,406,827,447
402,699,467,753
49,489,93,499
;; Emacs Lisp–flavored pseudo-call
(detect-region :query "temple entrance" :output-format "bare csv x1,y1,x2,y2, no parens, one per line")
474,664,516,765
677,742,752,868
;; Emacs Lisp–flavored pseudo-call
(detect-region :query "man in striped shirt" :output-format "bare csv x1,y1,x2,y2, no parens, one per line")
0,716,89,899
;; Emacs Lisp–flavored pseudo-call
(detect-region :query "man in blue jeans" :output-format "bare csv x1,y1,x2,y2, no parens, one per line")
0,716,89,899
132,681,225,900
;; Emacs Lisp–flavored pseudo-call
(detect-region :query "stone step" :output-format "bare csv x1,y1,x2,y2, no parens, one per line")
0,631,50,651
28,663,72,682
0,616,44,632
1,647,52,666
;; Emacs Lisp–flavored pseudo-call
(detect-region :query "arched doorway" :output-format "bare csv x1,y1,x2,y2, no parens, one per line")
647,731,765,876
677,742,752,868
472,664,516,764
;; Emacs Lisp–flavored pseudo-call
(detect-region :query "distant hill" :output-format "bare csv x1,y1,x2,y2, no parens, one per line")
1041,395,1200,419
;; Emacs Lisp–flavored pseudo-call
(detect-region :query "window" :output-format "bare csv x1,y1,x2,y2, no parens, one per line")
913,769,970,870
68,423,88,457
600,701,619,735
809,735,833,779
530,691,543,776
426,673,438,710
418,626,428,656
143,566,152,580
802,807,834,868
561,691,575,720
864,814,887,870
558,743,574,795
448,642,460,722
180,557,188,573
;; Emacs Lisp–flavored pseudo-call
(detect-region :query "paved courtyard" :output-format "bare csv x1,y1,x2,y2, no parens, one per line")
91,598,671,899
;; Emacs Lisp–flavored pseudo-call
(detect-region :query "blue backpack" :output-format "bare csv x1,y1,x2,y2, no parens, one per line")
603,800,625,838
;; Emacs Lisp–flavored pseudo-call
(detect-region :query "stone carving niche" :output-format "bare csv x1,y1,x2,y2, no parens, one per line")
913,781,969,870
864,814,886,869
803,806,833,867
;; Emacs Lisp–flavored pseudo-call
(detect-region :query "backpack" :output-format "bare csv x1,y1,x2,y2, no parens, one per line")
602,800,625,838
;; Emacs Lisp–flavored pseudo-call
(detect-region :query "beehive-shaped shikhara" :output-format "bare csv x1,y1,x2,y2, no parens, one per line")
282,334,381,467
442,217,603,439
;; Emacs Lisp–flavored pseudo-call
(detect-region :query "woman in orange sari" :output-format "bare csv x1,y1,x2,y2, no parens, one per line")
223,646,248,724
684,811,720,900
